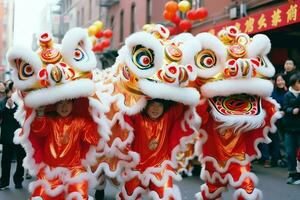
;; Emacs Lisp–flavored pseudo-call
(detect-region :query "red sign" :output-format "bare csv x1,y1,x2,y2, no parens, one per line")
201,1,300,35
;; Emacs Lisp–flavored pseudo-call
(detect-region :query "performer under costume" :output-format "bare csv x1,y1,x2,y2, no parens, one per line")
174,27,280,200
30,100,100,199
118,100,189,199
7,28,106,199
90,24,201,200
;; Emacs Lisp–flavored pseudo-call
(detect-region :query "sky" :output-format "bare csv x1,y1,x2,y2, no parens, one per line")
14,0,57,47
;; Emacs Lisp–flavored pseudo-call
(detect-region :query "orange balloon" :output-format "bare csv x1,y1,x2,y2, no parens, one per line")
165,1,178,13
163,10,175,21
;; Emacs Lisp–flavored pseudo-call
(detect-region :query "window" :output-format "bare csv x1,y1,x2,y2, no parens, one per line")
120,10,124,43
81,7,84,26
89,0,92,20
146,0,151,24
130,3,136,33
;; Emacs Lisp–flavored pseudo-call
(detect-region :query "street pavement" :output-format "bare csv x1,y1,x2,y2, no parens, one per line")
0,162,299,200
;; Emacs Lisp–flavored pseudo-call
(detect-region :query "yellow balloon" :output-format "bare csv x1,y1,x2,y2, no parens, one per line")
178,0,191,13
90,36,97,46
93,20,104,32
88,25,98,36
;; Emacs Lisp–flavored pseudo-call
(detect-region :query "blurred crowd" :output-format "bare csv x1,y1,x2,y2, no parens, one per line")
257,59,300,185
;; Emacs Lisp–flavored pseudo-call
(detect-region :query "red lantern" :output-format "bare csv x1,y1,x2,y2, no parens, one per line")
165,1,178,13
163,10,175,21
95,31,103,39
171,14,181,25
195,7,208,20
187,10,197,20
102,39,110,48
103,29,113,38
179,19,192,32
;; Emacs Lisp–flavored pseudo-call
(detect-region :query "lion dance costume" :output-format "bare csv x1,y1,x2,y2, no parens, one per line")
7,28,107,199
90,24,201,200
173,26,280,200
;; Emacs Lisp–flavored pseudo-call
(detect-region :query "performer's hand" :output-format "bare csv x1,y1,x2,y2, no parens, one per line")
36,106,45,117
293,108,299,115
7,98,14,108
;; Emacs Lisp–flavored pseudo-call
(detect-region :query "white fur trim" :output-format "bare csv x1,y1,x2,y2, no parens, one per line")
247,34,271,58
172,33,194,43
194,33,227,78
201,165,259,187
233,188,263,200
139,79,200,105
6,46,42,90
29,166,96,198
124,32,163,78
61,27,96,72
24,79,95,108
116,185,146,200
196,184,226,200
255,56,275,78
200,78,274,98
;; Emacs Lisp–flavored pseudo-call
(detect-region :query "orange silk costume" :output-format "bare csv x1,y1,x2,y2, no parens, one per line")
118,104,192,200
29,115,100,200
196,99,277,200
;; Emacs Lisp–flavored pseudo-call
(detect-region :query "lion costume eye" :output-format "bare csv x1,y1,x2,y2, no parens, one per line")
132,45,154,70
16,59,34,80
194,49,217,69
73,47,87,62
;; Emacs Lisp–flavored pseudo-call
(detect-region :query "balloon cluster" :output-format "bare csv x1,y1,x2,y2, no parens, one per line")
163,0,208,35
87,21,113,53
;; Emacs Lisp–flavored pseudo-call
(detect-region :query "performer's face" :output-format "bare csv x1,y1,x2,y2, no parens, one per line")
292,81,300,91
275,75,286,89
146,101,164,119
56,100,73,117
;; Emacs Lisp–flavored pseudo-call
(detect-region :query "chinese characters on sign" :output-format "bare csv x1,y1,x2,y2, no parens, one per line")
204,2,300,35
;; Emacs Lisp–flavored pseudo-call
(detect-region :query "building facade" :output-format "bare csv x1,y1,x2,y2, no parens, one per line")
0,0,14,81
55,0,299,71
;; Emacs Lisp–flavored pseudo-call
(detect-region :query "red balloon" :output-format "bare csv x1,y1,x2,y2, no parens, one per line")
163,10,175,21
187,10,197,20
103,29,113,38
179,19,192,32
171,14,181,25
102,39,110,47
196,7,208,20
167,26,175,35
92,43,104,52
95,31,103,39
165,1,178,13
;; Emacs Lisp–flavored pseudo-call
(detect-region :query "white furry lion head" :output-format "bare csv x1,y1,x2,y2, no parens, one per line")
112,24,200,105
7,28,97,108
